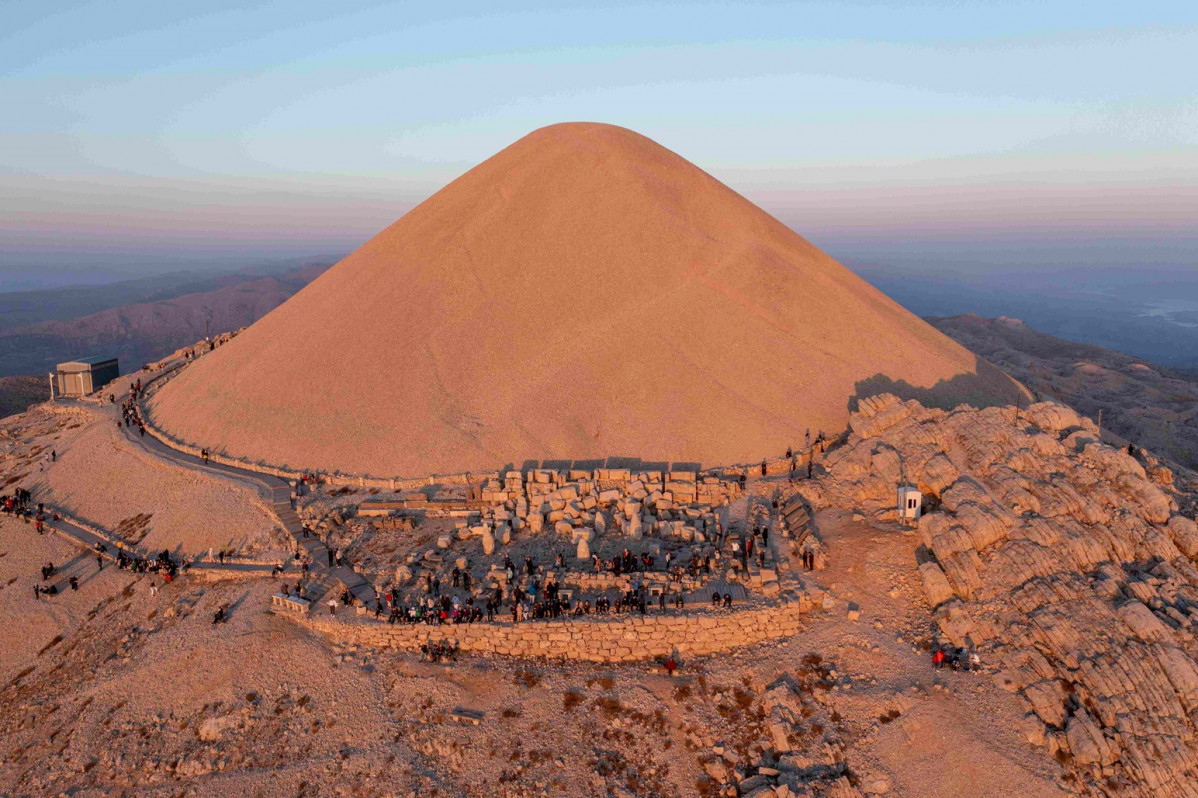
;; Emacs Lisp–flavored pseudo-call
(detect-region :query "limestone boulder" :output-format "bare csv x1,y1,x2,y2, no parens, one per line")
918,561,955,609
1166,515,1198,559
1065,712,1117,766
917,512,950,551
1024,402,1085,433
1022,679,1068,728
990,475,1041,515
1117,601,1172,644
933,599,977,647
920,453,960,497
1116,474,1172,525
1147,463,1174,487
1156,645,1198,711
868,446,902,484
1019,714,1047,747
703,757,729,782
1025,432,1064,458
940,478,992,514
929,524,976,562
1083,442,1147,480
939,549,983,600
955,502,1010,552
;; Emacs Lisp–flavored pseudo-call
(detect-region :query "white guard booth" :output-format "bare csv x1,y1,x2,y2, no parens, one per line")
897,485,922,522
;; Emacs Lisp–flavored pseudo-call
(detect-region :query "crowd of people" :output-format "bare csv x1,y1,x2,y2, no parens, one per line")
365,555,744,628
2,487,33,517
115,547,184,579
378,591,488,625
120,379,147,436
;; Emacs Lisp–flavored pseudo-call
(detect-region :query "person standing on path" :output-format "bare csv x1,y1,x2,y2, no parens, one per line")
327,548,334,567
327,598,337,616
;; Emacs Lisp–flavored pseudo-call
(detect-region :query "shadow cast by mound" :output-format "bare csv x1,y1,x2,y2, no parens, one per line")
849,356,1027,414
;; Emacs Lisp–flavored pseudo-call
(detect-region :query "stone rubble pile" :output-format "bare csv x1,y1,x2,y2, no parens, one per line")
695,658,868,798
467,466,742,550
802,393,1198,794
425,465,787,597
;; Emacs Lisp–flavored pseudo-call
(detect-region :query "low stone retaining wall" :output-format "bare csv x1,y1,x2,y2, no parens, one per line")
289,593,817,663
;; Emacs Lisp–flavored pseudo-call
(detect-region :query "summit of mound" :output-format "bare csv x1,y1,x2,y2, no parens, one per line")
149,122,1022,477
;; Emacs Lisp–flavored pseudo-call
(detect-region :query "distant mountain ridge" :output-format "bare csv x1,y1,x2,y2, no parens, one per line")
0,263,330,379
0,257,343,330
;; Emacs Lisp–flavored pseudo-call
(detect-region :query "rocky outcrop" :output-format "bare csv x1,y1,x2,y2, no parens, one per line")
815,394,1198,794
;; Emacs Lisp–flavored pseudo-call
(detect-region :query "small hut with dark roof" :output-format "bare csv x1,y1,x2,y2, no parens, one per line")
53,356,119,398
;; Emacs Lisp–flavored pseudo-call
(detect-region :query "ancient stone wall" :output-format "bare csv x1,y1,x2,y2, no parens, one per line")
290,594,815,663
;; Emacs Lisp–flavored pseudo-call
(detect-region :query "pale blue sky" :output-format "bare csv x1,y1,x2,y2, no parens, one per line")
2,1,1196,282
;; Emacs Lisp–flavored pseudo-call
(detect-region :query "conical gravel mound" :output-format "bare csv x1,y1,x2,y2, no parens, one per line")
148,122,1021,477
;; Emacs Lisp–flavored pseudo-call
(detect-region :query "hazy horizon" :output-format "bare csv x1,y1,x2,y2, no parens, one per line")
3,1,1195,288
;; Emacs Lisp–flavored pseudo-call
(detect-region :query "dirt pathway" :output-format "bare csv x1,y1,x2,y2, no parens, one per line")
787,508,1066,797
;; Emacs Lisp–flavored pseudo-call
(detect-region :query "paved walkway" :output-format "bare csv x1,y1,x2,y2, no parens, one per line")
25,364,378,608
41,510,273,576
117,421,376,606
